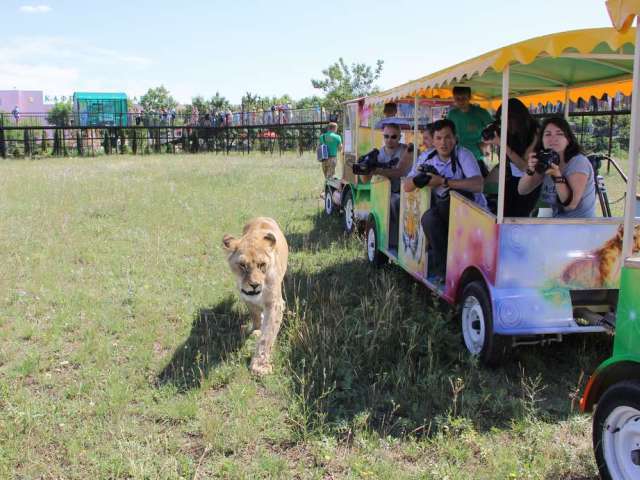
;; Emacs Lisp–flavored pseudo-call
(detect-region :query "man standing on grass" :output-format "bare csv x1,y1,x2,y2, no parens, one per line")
446,86,493,176
319,122,342,180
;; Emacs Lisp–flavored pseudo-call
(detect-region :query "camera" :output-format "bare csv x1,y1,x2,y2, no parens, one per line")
417,163,440,176
412,163,440,189
352,148,379,175
481,122,500,142
534,148,560,174
352,148,397,175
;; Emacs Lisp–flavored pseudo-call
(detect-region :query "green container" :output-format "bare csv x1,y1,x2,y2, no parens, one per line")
73,92,128,127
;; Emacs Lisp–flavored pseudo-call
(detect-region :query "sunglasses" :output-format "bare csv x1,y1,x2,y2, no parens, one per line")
383,134,398,140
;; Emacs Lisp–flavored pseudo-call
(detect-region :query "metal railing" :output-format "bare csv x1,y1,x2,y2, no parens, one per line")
0,107,337,129
0,123,328,158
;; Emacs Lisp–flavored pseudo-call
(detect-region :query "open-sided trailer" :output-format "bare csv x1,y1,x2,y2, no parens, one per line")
363,27,640,365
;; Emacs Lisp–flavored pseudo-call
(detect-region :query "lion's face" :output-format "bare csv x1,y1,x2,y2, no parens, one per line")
222,231,276,304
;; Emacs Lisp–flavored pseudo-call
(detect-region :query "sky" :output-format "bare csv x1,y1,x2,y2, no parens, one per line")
1,0,617,105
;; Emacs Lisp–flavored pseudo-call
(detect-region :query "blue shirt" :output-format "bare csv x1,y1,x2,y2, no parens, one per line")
418,145,487,209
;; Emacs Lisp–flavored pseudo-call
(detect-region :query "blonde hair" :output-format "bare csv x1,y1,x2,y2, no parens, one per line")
327,122,338,131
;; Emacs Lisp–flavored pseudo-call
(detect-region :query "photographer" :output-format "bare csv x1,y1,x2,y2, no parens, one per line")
355,123,411,247
405,119,486,282
518,116,595,218
484,98,541,217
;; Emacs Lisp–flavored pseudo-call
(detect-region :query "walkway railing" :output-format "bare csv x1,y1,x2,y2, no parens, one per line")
0,107,336,129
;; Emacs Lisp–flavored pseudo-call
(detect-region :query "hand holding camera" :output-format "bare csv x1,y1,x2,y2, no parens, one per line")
413,164,442,189
352,148,380,175
526,148,560,176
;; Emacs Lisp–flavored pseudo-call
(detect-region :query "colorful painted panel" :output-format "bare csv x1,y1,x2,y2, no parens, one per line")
399,186,430,277
370,178,391,250
612,261,640,357
496,223,640,289
445,194,498,300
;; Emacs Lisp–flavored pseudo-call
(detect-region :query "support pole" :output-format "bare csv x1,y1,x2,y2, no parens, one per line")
622,22,640,258
564,88,570,120
413,95,419,167
497,66,510,224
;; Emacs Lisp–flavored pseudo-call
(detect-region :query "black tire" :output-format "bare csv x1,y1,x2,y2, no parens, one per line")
365,215,387,267
459,281,509,366
324,186,335,216
342,188,356,234
593,380,640,480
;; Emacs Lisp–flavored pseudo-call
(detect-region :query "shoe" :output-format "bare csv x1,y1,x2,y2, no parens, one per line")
427,274,445,286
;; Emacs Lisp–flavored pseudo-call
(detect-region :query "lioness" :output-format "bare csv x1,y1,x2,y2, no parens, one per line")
222,217,288,375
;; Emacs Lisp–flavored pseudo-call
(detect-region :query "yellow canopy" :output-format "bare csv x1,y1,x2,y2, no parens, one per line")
607,0,640,32
367,28,636,106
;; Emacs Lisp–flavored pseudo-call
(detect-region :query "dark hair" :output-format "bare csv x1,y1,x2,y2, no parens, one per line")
382,123,401,133
535,116,582,160
452,86,471,97
432,118,456,135
495,98,539,158
425,122,436,135
383,102,398,116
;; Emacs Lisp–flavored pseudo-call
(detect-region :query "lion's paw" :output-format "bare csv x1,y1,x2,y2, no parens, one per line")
250,360,273,376
250,329,262,338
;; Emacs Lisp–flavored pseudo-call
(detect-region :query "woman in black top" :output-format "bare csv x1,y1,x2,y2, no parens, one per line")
486,98,541,217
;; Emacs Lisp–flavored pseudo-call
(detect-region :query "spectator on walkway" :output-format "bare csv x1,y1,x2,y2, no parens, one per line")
12,106,20,123
191,106,199,126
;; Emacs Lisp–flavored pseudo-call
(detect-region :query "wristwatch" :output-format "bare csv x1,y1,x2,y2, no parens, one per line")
443,177,450,188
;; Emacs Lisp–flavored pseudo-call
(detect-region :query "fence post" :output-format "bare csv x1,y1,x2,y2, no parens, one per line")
0,127,6,158
24,129,31,157
76,131,84,156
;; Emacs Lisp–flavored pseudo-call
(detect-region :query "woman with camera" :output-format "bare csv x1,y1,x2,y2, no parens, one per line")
485,98,541,217
518,116,596,218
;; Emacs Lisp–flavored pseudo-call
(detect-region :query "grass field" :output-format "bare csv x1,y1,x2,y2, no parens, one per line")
0,152,617,479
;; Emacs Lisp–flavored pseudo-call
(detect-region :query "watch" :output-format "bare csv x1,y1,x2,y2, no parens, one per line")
443,177,450,188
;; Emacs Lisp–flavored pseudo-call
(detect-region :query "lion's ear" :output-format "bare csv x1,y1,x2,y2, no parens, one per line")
263,232,277,248
222,234,238,252
617,224,624,239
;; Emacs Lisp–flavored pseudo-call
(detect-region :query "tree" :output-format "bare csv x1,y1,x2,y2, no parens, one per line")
190,95,209,113
47,101,73,127
210,92,231,112
140,85,177,111
295,95,324,109
311,58,384,110
241,91,261,111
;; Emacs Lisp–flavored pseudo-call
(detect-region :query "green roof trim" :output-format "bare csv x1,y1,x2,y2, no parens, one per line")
73,92,128,100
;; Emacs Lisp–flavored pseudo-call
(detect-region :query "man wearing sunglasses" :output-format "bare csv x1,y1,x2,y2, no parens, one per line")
368,123,412,248
404,119,485,283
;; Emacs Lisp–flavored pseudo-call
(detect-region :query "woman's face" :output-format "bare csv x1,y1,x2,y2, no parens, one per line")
542,123,569,154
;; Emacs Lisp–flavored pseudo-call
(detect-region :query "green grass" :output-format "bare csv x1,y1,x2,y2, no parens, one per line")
0,152,612,478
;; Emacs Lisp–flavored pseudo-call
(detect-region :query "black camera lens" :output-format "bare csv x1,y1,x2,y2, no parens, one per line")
534,148,560,174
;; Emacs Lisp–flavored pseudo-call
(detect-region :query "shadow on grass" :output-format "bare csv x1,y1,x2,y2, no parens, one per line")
157,295,245,391
281,254,613,438
286,210,347,252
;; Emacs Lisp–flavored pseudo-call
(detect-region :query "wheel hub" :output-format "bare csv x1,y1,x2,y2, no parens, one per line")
603,406,640,478
345,199,353,230
462,296,485,355
367,227,376,262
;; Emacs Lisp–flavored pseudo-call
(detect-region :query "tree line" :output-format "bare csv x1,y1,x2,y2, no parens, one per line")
32,58,385,126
